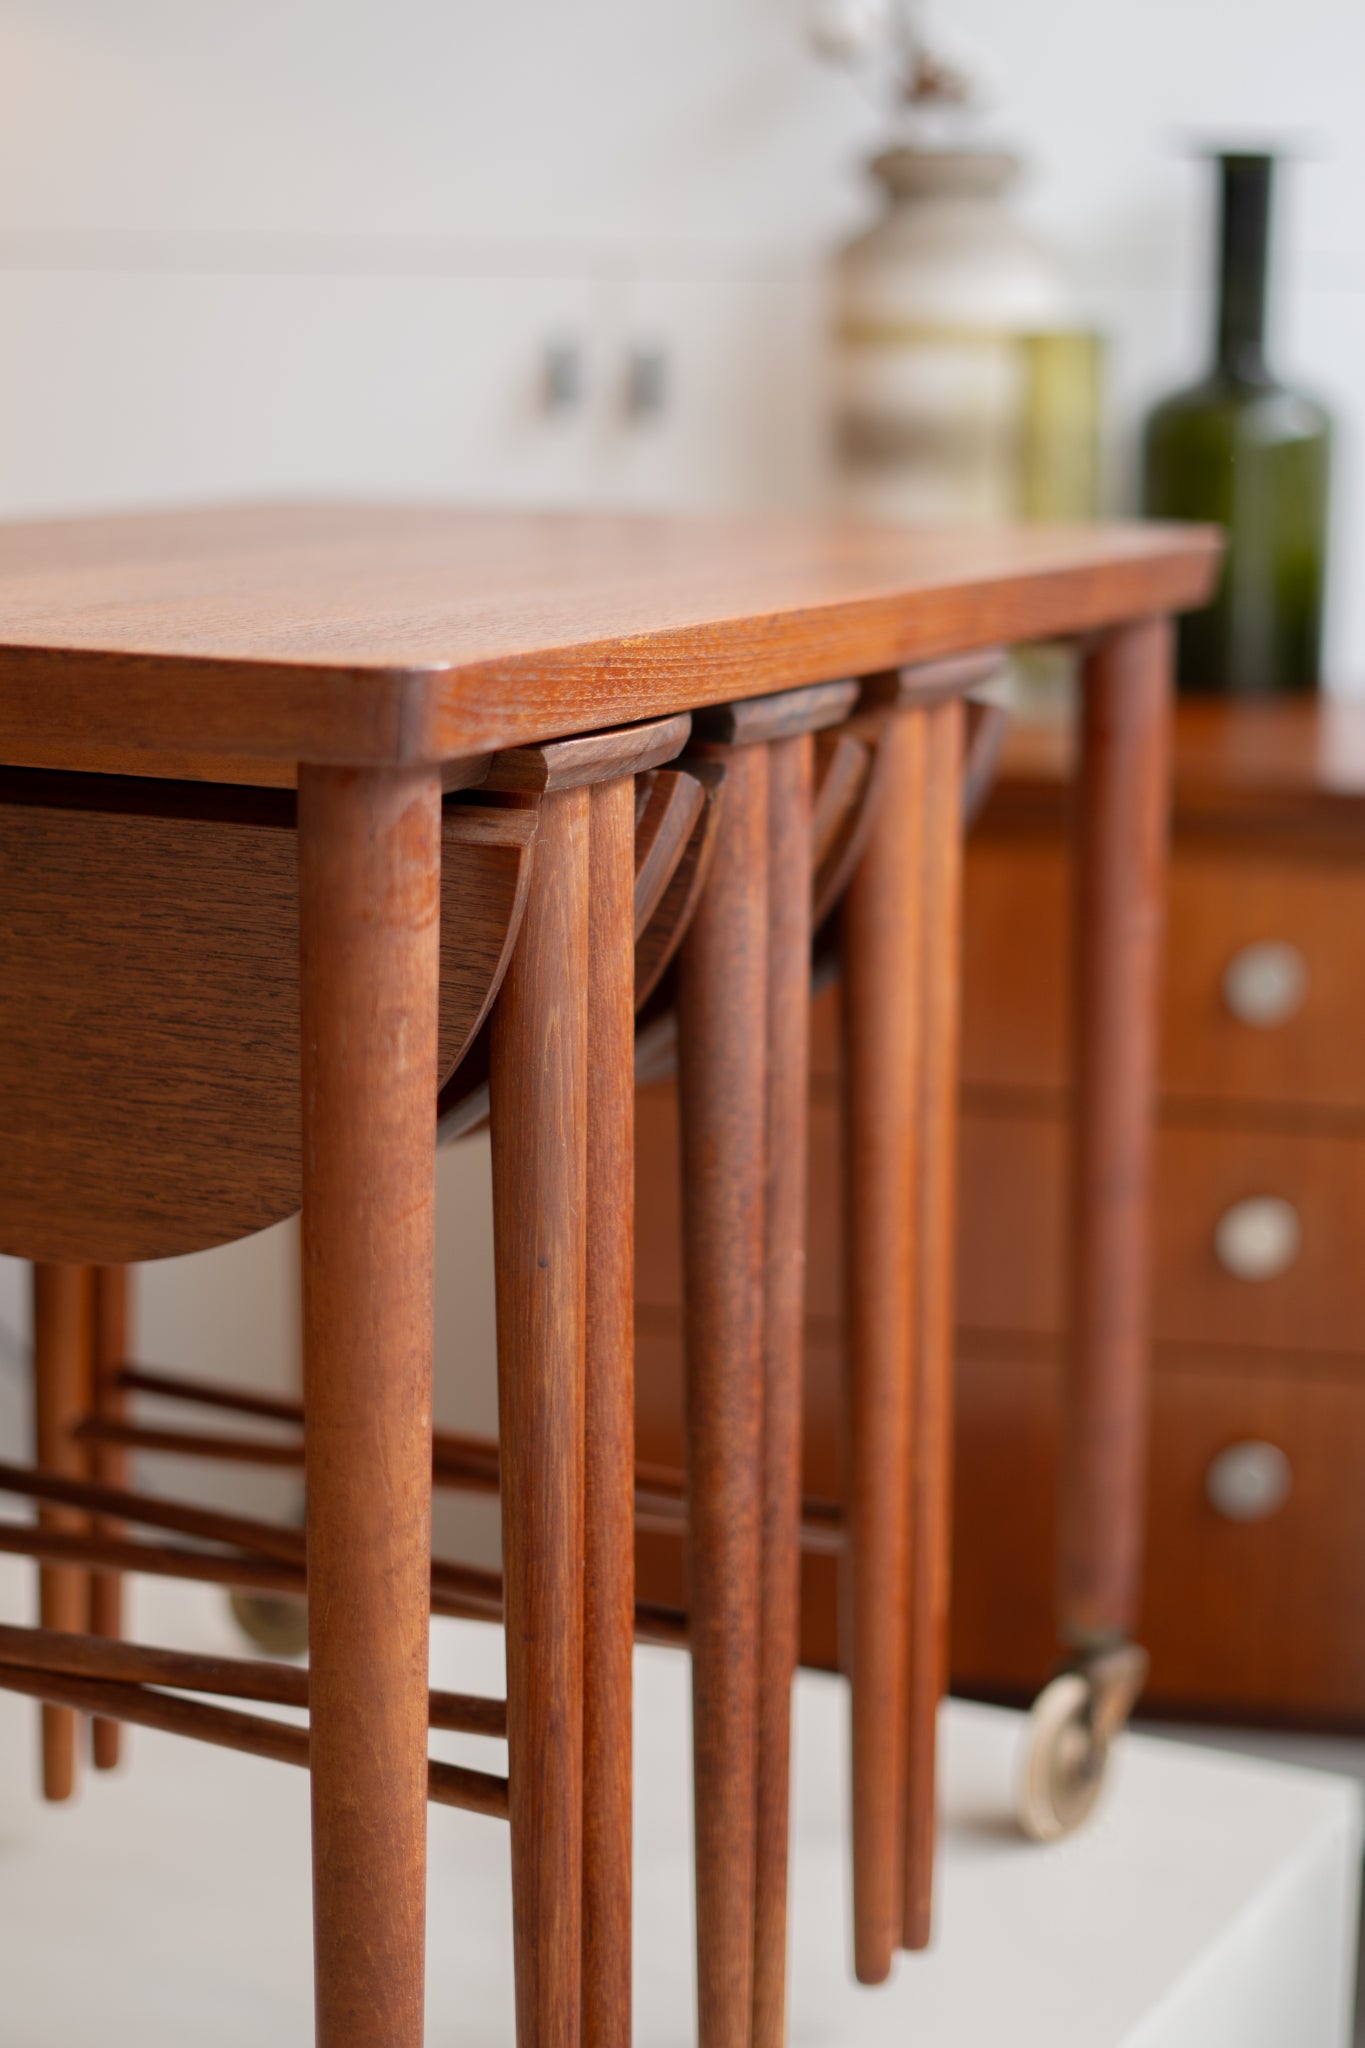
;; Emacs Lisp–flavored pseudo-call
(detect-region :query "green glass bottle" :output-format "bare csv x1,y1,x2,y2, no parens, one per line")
1143,153,1330,695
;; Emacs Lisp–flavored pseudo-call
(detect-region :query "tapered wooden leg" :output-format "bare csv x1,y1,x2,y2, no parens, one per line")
841,709,926,1984
490,784,590,2048
902,697,964,1951
1061,618,1173,1647
33,1260,96,1802
751,734,814,2048
582,777,637,2048
90,1264,131,1770
678,743,769,2048
298,765,440,2048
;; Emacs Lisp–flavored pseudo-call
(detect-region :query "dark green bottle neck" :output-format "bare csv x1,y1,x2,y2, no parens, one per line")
1214,154,1273,385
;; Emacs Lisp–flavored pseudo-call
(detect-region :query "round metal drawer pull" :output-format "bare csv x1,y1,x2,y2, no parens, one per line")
1213,1195,1301,1281
1222,941,1307,1028
1206,1440,1293,1523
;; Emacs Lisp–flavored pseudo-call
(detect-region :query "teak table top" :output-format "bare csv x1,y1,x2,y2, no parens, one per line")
0,501,1220,775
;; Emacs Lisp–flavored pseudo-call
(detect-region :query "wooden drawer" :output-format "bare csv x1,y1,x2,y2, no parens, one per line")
1164,851,1365,1112
951,1346,1365,1723
958,1111,1365,1356
961,829,1365,1114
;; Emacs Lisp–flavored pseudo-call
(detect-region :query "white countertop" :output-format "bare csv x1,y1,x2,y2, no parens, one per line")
0,1564,1357,2046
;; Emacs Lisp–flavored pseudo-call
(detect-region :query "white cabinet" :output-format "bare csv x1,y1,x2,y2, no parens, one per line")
0,259,831,520
595,270,831,512
0,268,603,513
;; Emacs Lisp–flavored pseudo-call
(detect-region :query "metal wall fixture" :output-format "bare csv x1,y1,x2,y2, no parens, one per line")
540,338,670,422
625,343,668,422
542,338,584,414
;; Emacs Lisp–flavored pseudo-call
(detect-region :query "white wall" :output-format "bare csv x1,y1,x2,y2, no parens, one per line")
0,0,1360,1563
0,2,1359,651
939,0,1365,690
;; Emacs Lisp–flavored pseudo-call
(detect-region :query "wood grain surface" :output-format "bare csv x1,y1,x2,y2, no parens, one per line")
582,776,638,2048
901,697,965,1952
1062,620,1174,1645
993,692,1365,824
752,733,815,2048
482,710,691,792
31,1261,95,1801
692,678,857,747
88,1265,129,1770
634,761,727,1010
676,742,769,2048
489,784,591,2048
0,503,1219,768
0,783,534,1264
297,764,441,2048
633,770,707,939
839,711,926,1982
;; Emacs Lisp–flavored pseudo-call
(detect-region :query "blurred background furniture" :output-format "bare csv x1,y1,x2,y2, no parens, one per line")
637,693,1365,1738
949,694,1365,1728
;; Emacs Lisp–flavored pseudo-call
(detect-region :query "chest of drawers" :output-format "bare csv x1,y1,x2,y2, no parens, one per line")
944,699,1365,1724
636,696,1365,1726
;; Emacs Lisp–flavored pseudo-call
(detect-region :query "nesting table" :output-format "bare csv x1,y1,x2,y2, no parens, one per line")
0,504,1219,2047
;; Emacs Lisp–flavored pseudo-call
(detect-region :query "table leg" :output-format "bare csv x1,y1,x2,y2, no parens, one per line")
751,733,814,2048
841,708,926,1984
490,784,590,2048
583,776,637,2048
1061,619,1173,1650
90,1263,131,1770
32,1259,96,1802
678,742,769,2048
902,697,964,1951
299,765,441,2048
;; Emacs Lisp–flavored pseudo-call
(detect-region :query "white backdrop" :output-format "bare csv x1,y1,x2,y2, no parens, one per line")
0,1,1358,670
0,0,1358,1545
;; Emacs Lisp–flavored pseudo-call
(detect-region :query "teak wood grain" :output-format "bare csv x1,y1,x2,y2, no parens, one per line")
1062,620,1174,1645
692,678,858,747
297,765,441,2048
0,1660,508,1819
633,769,707,940
752,732,816,2048
902,696,965,1952
490,783,591,2048
0,1622,507,1735
88,1265,129,1770
840,710,926,1982
0,503,1219,769
481,710,691,792
0,785,535,1264
581,770,638,2048
813,729,886,933
633,761,726,1010
677,742,769,2048
811,731,872,879
31,1261,96,1801
583,776,638,2048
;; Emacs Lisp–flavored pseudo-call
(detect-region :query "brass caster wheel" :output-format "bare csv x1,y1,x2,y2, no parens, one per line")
229,1589,310,1660
1016,1642,1149,1843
